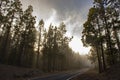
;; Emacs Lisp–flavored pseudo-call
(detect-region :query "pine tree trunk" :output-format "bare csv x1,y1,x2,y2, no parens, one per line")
96,46,103,73
97,18,106,71
36,27,41,68
104,17,114,64
113,23,120,62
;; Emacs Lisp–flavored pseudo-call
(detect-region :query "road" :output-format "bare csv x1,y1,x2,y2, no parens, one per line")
30,68,89,80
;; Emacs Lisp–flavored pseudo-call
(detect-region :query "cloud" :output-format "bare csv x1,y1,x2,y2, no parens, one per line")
20,0,93,54
21,0,93,38
69,36,91,54
44,8,58,29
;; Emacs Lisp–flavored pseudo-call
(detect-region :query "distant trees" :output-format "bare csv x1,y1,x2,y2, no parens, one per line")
0,0,85,72
82,0,120,73
36,19,44,68
41,23,83,72
17,5,36,67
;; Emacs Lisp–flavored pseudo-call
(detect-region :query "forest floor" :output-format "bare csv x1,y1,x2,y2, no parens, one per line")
0,64,44,80
0,63,86,80
0,63,120,80
72,63,120,80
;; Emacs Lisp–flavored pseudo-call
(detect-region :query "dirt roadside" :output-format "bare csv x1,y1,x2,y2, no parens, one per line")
72,63,120,80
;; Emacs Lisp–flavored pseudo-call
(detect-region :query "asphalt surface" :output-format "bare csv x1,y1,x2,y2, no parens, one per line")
31,68,89,80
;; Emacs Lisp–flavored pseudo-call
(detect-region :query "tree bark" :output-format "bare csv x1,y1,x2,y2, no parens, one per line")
97,17,106,71
95,46,103,73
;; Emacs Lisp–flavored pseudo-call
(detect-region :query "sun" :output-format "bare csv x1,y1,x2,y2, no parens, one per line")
69,36,91,55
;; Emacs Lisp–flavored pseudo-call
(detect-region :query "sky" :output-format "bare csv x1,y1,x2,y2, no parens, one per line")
21,0,93,54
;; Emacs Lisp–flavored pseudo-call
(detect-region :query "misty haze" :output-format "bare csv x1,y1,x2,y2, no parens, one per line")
0,0,120,80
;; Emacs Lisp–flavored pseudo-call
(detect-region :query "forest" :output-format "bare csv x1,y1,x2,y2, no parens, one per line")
0,0,120,80
0,0,87,72
82,0,120,73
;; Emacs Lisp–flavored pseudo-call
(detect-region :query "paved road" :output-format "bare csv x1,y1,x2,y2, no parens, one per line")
31,68,89,80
